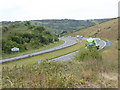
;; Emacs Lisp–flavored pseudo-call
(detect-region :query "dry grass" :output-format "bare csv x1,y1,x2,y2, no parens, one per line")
2,57,118,88
68,18,118,41
67,18,118,88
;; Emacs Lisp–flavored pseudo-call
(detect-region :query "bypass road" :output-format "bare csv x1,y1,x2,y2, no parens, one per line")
0,37,77,63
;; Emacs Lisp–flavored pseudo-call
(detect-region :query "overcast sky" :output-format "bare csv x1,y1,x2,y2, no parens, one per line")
0,0,119,21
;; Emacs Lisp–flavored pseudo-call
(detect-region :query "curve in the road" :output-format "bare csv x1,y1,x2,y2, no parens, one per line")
98,40,106,50
48,38,106,62
0,37,77,63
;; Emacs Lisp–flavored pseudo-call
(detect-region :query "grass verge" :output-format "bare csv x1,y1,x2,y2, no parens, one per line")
3,40,86,70
2,40,64,59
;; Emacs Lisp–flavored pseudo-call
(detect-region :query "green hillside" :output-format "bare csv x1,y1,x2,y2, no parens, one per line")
2,22,59,57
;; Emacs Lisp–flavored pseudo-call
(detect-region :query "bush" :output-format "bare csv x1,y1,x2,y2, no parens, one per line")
33,26,45,33
2,40,26,53
9,35,24,44
75,48,102,61
54,36,59,41
30,38,42,48
2,26,8,33
2,25,59,54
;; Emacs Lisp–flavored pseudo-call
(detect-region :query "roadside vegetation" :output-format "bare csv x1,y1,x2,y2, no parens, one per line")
2,18,118,88
67,18,118,88
75,48,102,61
3,47,117,88
2,40,85,70
2,40,64,59
2,22,59,58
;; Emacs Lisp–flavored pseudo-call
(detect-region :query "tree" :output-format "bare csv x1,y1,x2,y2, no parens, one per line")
2,26,8,33
24,21,30,26
30,38,43,48
2,40,19,53
33,26,45,33
2,40,27,54
10,36,24,44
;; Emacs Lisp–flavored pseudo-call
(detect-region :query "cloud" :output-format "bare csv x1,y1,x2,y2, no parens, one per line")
0,0,119,21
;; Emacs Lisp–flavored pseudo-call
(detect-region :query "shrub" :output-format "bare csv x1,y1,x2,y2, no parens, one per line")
2,40,26,53
2,25,59,54
107,27,111,29
54,36,59,41
75,48,102,61
33,26,45,33
30,38,43,48
9,35,24,44
2,26,8,33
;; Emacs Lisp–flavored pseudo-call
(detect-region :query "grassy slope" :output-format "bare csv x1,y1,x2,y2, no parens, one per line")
2,23,62,59
68,18,118,87
2,24,30,40
68,19,118,40
68,18,118,61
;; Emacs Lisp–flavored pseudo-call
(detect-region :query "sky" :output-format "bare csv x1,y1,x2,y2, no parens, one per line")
0,0,119,21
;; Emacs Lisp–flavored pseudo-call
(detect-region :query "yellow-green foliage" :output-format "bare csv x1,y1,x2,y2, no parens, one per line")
3,56,117,88
2,61,77,88
75,48,102,61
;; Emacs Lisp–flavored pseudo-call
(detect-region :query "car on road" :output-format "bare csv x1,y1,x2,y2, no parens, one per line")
80,36,83,38
76,35,83,38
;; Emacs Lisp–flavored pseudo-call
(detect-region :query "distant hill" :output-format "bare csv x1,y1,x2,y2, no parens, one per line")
67,18,118,41
1,18,111,34
30,19,111,33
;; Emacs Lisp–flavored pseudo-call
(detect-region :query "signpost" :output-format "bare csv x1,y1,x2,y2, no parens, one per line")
38,60,41,64
11,47,19,52
106,41,112,46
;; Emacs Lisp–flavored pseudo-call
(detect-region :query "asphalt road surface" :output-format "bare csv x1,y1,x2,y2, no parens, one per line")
49,50,79,62
49,37,106,62
0,37,77,63
1,37,106,63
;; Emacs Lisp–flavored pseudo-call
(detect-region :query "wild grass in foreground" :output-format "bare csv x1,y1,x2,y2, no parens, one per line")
2,48,118,88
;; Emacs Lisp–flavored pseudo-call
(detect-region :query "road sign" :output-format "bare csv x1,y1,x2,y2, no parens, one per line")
106,41,112,46
11,47,19,52
38,60,41,64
